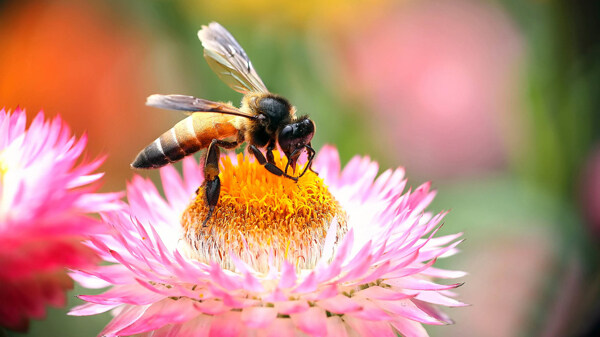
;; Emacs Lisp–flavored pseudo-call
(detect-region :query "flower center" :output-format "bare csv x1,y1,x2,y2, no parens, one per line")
181,152,347,272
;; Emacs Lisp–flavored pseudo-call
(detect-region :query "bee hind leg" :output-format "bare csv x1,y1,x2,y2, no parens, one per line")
249,144,298,182
202,139,239,226
202,177,220,227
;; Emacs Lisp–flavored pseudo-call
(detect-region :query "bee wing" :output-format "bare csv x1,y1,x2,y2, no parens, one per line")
146,94,257,119
198,22,269,94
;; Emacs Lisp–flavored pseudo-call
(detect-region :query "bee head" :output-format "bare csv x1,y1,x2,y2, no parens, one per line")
277,116,315,170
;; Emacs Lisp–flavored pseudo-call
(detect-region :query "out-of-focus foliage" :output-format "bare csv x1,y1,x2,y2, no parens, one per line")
1,0,599,336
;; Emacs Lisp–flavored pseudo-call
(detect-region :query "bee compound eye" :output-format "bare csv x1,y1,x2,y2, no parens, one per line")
278,125,294,151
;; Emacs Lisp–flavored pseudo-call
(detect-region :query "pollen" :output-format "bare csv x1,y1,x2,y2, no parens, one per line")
181,152,347,272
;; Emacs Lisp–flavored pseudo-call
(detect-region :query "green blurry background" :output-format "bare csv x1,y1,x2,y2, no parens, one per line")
1,0,599,336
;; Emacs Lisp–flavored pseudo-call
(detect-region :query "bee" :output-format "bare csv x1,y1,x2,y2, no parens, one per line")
131,22,316,225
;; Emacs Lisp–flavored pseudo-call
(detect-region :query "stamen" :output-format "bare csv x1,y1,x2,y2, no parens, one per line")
181,152,347,272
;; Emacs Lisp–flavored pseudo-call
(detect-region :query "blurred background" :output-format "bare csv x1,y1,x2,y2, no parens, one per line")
1,0,599,336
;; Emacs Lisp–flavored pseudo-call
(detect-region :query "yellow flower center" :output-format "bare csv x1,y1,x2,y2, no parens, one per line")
181,151,347,272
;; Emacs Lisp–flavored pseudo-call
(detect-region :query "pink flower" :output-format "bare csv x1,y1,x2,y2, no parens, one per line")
71,146,465,336
581,146,600,240
342,0,523,179
0,108,122,331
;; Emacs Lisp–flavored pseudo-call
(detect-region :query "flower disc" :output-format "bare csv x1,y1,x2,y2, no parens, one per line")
182,153,348,272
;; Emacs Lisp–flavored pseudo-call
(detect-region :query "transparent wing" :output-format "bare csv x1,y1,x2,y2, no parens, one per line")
146,94,257,119
198,22,268,94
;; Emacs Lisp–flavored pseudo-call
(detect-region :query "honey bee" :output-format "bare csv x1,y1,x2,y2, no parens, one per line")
131,22,316,225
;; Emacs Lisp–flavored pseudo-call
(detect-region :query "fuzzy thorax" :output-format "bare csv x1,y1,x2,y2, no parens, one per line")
181,152,347,272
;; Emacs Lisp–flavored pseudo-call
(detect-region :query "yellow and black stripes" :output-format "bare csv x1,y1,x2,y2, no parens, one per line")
131,114,241,169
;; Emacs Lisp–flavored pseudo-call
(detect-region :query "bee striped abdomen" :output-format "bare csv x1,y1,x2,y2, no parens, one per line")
131,114,240,169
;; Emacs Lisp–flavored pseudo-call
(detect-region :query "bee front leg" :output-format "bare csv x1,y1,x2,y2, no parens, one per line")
249,144,298,182
298,144,316,178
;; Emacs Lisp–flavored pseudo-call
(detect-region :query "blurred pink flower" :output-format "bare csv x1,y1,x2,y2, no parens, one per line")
581,146,600,240
343,0,523,178
0,108,122,331
71,146,465,336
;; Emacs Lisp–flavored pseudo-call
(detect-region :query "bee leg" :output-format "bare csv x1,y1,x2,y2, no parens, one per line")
266,141,276,164
202,177,220,227
202,138,241,226
283,147,303,178
249,145,298,182
266,141,299,181
203,140,220,227
298,144,317,178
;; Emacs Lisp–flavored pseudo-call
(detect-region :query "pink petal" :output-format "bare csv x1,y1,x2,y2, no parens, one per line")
177,316,213,337
194,300,229,315
78,284,165,305
100,304,150,337
338,254,373,283
346,299,391,321
407,183,435,215
274,300,309,315
422,233,463,248
208,263,242,291
414,291,468,307
160,164,188,208
326,316,349,337
386,258,438,279
133,278,195,299
261,318,296,337
209,311,242,337
305,283,339,301
313,144,340,185
136,323,182,337
318,216,344,268
206,284,244,307
68,302,121,316
388,278,464,291
182,156,203,195
354,286,414,301
343,316,396,337
117,298,201,335
355,260,392,284
66,172,104,189
241,306,277,328
340,156,369,184
77,263,136,285
317,295,362,314
230,255,264,292
391,318,429,337
68,270,111,289
420,267,467,279
319,229,355,281
412,299,454,325
294,271,317,293
290,307,328,336
278,261,297,289
262,287,287,302
374,299,442,325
